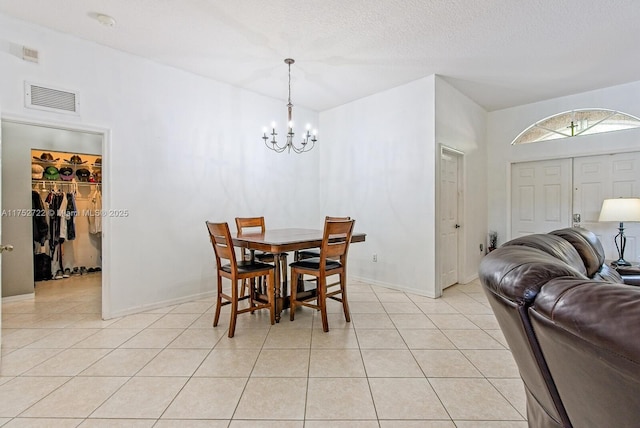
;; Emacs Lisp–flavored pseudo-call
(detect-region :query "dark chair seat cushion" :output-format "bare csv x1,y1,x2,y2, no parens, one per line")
297,248,320,259
255,251,288,262
290,257,341,270
222,260,274,273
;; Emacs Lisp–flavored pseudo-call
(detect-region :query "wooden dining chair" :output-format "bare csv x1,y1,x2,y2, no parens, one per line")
206,221,275,338
235,217,288,296
289,219,355,332
295,216,351,261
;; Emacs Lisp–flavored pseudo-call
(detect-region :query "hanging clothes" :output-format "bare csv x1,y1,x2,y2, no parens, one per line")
66,192,77,241
89,188,102,234
46,191,65,278
58,191,68,243
32,190,49,246
47,191,62,249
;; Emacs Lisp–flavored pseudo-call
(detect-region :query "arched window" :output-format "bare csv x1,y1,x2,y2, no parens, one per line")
511,109,640,145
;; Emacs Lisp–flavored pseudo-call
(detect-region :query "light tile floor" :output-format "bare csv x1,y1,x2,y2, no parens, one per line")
0,274,527,427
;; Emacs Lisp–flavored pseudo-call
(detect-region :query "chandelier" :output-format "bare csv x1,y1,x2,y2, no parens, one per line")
262,58,317,153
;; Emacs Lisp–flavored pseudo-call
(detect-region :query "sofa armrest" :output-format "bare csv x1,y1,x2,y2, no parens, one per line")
532,278,640,360
529,279,640,427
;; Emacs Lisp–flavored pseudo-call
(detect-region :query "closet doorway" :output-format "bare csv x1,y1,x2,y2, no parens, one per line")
1,118,106,317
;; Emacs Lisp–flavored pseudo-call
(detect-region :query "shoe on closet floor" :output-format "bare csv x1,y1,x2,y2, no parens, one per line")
63,268,71,278
54,270,63,280
72,267,80,276
87,267,95,273
80,266,88,275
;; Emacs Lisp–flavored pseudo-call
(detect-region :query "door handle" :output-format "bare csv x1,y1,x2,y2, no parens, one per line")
454,224,461,229
0,244,14,253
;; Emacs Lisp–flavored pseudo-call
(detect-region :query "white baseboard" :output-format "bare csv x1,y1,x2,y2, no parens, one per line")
2,292,35,303
350,276,438,299
460,273,479,284
103,290,216,320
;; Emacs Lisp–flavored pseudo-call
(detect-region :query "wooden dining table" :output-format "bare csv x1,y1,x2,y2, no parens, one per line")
233,228,366,321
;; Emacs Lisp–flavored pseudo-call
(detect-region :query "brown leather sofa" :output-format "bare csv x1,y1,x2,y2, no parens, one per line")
479,227,640,428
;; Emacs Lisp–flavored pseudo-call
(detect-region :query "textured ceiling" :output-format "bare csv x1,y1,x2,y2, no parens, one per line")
1,0,639,112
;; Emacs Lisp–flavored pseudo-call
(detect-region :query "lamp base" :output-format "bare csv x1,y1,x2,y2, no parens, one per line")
611,258,632,267
611,223,632,267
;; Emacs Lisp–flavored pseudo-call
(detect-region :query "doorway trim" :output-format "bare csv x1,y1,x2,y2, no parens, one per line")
435,144,465,298
1,113,111,319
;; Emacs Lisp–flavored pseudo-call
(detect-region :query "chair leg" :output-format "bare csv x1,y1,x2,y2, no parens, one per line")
279,254,288,288
213,274,223,327
290,267,298,321
318,276,329,332
239,279,246,298
268,270,276,325
340,272,351,323
228,280,239,338
257,276,264,295
248,277,255,311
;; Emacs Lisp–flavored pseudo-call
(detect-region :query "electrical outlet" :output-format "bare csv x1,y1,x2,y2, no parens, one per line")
372,254,377,262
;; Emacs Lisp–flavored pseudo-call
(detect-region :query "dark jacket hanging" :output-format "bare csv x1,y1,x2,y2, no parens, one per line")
32,190,49,245
66,192,77,241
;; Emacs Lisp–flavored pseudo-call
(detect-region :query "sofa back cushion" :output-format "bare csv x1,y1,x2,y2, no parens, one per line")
501,233,587,277
550,227,605,277
480,245,587,305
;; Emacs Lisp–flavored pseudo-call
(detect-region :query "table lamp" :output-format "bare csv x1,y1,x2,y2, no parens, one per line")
598,197,640,266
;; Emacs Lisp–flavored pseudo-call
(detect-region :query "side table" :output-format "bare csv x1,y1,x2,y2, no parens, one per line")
611,263,640,286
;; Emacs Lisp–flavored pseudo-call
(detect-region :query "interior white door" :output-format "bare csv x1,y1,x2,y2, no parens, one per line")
0,112,3,352
440,150,460,289
511,159,572,238
573,152,640,264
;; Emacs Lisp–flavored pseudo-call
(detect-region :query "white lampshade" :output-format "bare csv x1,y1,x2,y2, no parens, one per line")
598,198,640,222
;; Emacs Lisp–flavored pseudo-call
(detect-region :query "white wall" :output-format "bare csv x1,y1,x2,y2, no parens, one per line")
487,80,640,246
0,14,319,316
320,76,439,297
435,77,488,286
1,12,494,311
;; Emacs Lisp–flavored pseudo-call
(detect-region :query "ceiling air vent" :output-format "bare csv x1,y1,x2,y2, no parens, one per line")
24,82,80,115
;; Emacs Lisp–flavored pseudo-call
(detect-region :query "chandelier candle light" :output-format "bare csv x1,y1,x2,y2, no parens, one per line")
263,58,317,153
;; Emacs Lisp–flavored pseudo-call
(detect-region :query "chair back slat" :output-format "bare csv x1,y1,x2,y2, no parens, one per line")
235,217,267,261
321,220,355,263
206,221,237,268
235,217,266,234
326,216,350,221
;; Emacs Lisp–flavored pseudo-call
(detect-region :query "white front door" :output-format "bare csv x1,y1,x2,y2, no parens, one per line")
573,152,640,263
511,159,572,238
440,149,461,289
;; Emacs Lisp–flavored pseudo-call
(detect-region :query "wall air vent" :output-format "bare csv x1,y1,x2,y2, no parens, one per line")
24,82,80,115
22,46,39,63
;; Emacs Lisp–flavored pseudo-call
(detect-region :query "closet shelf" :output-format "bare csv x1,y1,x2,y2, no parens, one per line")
32,161,101,168
32,179,101,186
